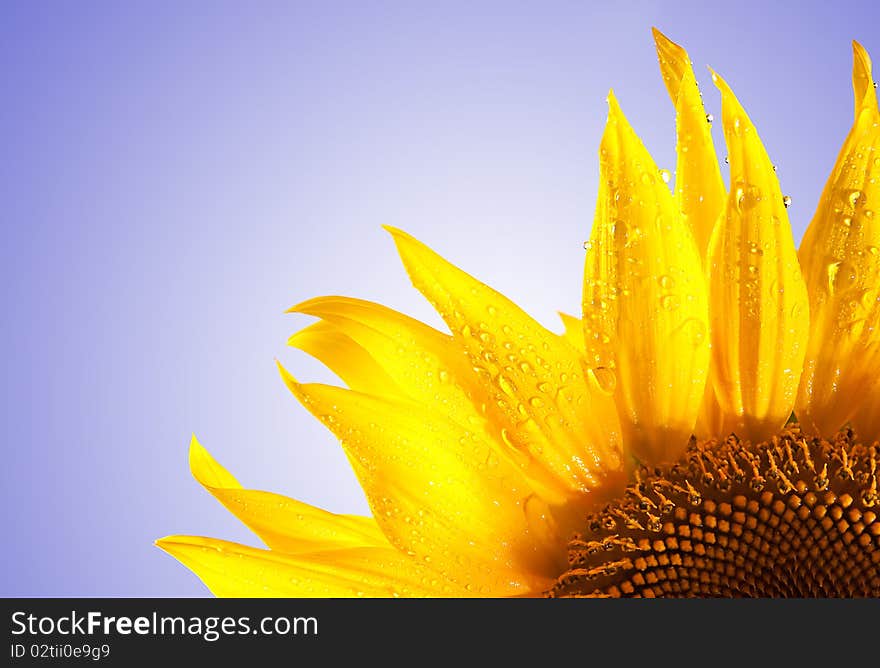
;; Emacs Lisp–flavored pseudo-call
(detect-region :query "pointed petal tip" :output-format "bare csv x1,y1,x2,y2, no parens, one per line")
287,295,351,316
382,224,408,240
155,535,211,553
707,65,720,84
275,358,294,378
605,89,623,118
383,225,422,253
651,26,674,49
154,535,182,552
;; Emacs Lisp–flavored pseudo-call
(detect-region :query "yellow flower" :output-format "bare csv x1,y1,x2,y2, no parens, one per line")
158,29,880,598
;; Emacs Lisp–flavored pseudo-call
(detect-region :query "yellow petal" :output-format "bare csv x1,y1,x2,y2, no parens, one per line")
707,71,810,443
288,320,405,398
189,436,389,553
385,226,625,503
279,363,558,596
851,374,880,442
694,384,727,441
557,312,585,352
156,536,464,597
653,28,726,261
289,296,489,438
583,91,710,464
795,44,880,437
852,41,878,119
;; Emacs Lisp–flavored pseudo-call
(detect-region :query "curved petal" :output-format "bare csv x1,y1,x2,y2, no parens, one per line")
385,226,625,504
653,28,726,262
583,91,710,464
156,536,466,597
796,43,880,436
288,320,405,398
706,70,810,443
189,436,389,553
288,296,491,439
852,41,877,120
279,363,560,596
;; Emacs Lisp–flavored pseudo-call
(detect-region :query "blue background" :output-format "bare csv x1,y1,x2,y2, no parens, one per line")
2,0,878,595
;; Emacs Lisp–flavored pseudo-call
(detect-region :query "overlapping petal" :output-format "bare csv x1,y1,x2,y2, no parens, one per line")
706,71,810,443
583,92,710,464
288,296,491,439
653,29,730,441
188,436,388,552
386,226,625,503
156,536,463,597
287,320,405,399
653,28,726,262
279,364,561,595
795,42,880,437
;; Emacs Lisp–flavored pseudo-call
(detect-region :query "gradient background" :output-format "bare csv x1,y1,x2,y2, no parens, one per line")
2,0,878,596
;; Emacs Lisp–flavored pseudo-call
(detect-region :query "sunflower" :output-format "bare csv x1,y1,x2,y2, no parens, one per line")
157,29,880,598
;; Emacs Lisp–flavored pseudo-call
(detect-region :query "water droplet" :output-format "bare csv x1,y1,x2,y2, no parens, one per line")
723,155,729,164
591,367,617,394
659,169,672,184
848,190,862,208
705,113,714,124
583,240,592,251
782,195,792,208
658,274,675,289
660,294,680,311
497,375,517,396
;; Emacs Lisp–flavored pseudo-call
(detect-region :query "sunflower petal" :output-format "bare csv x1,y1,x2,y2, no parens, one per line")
852,41,878,118
279,363,559,595
156,536,463,597
795,45,880,437
289,296,489,436
851,375,880,442
189,436,388,553
558,312,585,352
288,320,404,397
707,71,810,443
583,91,710,464
385,226,625,503
653,28,726,261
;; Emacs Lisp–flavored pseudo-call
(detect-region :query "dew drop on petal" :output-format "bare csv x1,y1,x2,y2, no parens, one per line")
590,367,617,394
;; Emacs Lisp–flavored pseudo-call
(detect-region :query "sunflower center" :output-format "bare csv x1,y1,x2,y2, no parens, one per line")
551,426,879,597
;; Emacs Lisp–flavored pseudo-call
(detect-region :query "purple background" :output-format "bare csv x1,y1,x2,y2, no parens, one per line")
2,1,877,596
